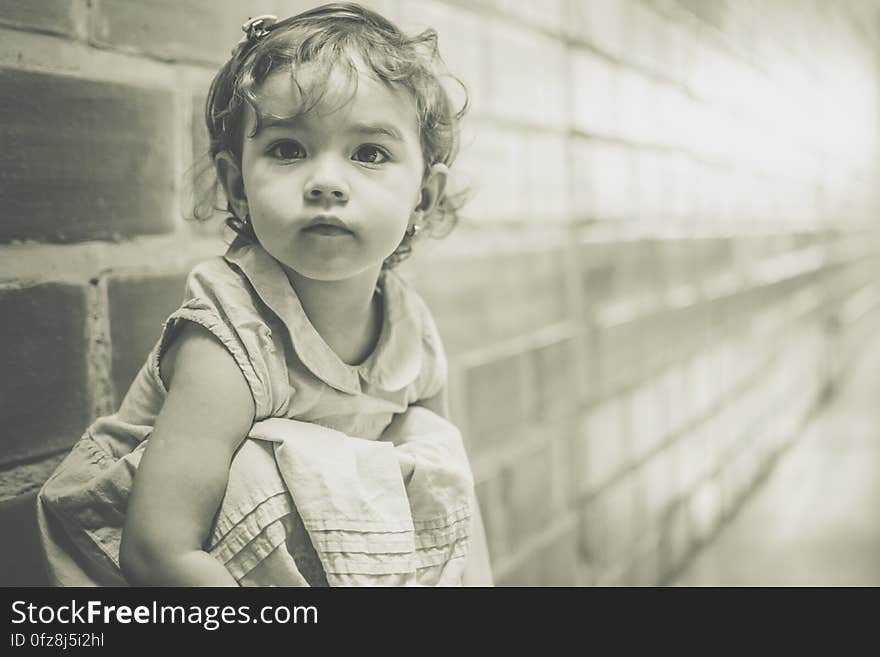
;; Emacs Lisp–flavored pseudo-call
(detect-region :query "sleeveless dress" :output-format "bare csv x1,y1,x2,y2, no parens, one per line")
37,238,474,586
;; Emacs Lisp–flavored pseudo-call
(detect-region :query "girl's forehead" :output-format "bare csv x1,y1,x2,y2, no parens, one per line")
247,62,419,136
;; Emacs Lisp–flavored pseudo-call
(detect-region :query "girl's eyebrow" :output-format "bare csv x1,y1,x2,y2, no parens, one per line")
259,116,302,131
348,122,404,142
259,116,403,142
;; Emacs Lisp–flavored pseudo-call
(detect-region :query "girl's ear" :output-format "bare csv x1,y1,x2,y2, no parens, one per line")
214,151,248,219
416,163,449,217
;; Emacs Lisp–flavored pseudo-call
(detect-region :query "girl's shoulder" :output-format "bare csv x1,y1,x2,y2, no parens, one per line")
383,268,431,318
164,255,286,420
382,269,448,397
383,268,442,343
185,255,252,298
181,255,270,322
169,254,279,370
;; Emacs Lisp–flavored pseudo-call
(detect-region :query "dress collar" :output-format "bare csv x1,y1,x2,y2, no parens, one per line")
223,239,423,395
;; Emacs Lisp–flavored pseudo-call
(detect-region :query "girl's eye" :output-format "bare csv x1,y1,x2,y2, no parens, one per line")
352,145,389,164
268,141,305,160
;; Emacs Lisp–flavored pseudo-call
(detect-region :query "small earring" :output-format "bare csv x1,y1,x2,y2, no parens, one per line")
406,224,421,238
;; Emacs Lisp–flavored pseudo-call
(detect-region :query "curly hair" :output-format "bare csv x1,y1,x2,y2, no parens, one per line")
192,2,468,268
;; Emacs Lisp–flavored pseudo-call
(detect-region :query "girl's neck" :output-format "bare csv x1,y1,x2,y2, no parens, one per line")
281,264,384,366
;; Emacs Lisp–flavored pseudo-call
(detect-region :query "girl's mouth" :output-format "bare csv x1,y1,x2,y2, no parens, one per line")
303,215,353,236
303,224,353,236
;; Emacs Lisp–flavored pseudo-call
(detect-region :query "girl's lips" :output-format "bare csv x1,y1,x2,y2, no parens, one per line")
302,224,353,236
302,215,353,236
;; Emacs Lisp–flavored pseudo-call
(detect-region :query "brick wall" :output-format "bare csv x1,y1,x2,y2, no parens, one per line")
2,0,880,586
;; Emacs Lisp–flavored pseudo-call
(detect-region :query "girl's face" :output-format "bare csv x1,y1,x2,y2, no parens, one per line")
225,62,442,282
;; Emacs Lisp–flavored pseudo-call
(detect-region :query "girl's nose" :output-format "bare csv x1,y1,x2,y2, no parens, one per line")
304,163,350,203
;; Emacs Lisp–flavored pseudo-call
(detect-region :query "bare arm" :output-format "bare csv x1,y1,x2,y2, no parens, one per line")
119,322,256,586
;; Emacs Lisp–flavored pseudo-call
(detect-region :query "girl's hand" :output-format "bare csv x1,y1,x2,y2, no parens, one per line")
386,389,452,488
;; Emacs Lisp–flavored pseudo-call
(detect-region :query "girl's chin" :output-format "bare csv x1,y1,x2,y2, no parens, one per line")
279,258,383,283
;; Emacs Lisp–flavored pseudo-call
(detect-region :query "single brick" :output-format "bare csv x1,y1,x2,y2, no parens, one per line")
503,444,553,551
718,445,748,516
612,238,665,299
522,132,570,222
660,16,689,86
0,0,78,36
677,422,713,493
636,307,681,376
493,0,565,33
658,362,688,438
541,412,583,509
634,150,671,221
711,394,745,460
692,238,734,282
539,527,580,586
474,470,508,565
90,0,242,64
625,0,667,77
663,302,710,364
658,499,691,578
578,474,639,568
496,549,544,587
617,69,660,146
578,398,627,496
645,86,684,153
565,0,626,58
453,122,527,222
731,438,757,502
580,141,636,220
703,294,732,340
595,316,644,395
689,349,722,420
689,477,722,543
486,20,566,128
668,428,698,497
570,48,619,137
530,339,579,420
0,284,90,466
581,323,602,404
107,273,188,403
579,245,616,303
462,354,525,452
626,379,665,462
570,138,595,219
622,535,662,586
0,69,175,243
677,0,727,30
637,446,675,533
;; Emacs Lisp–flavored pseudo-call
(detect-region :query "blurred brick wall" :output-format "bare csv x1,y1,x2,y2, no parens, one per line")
3,0,880,586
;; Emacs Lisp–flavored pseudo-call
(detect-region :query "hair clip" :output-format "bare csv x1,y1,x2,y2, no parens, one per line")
235,14,278,53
